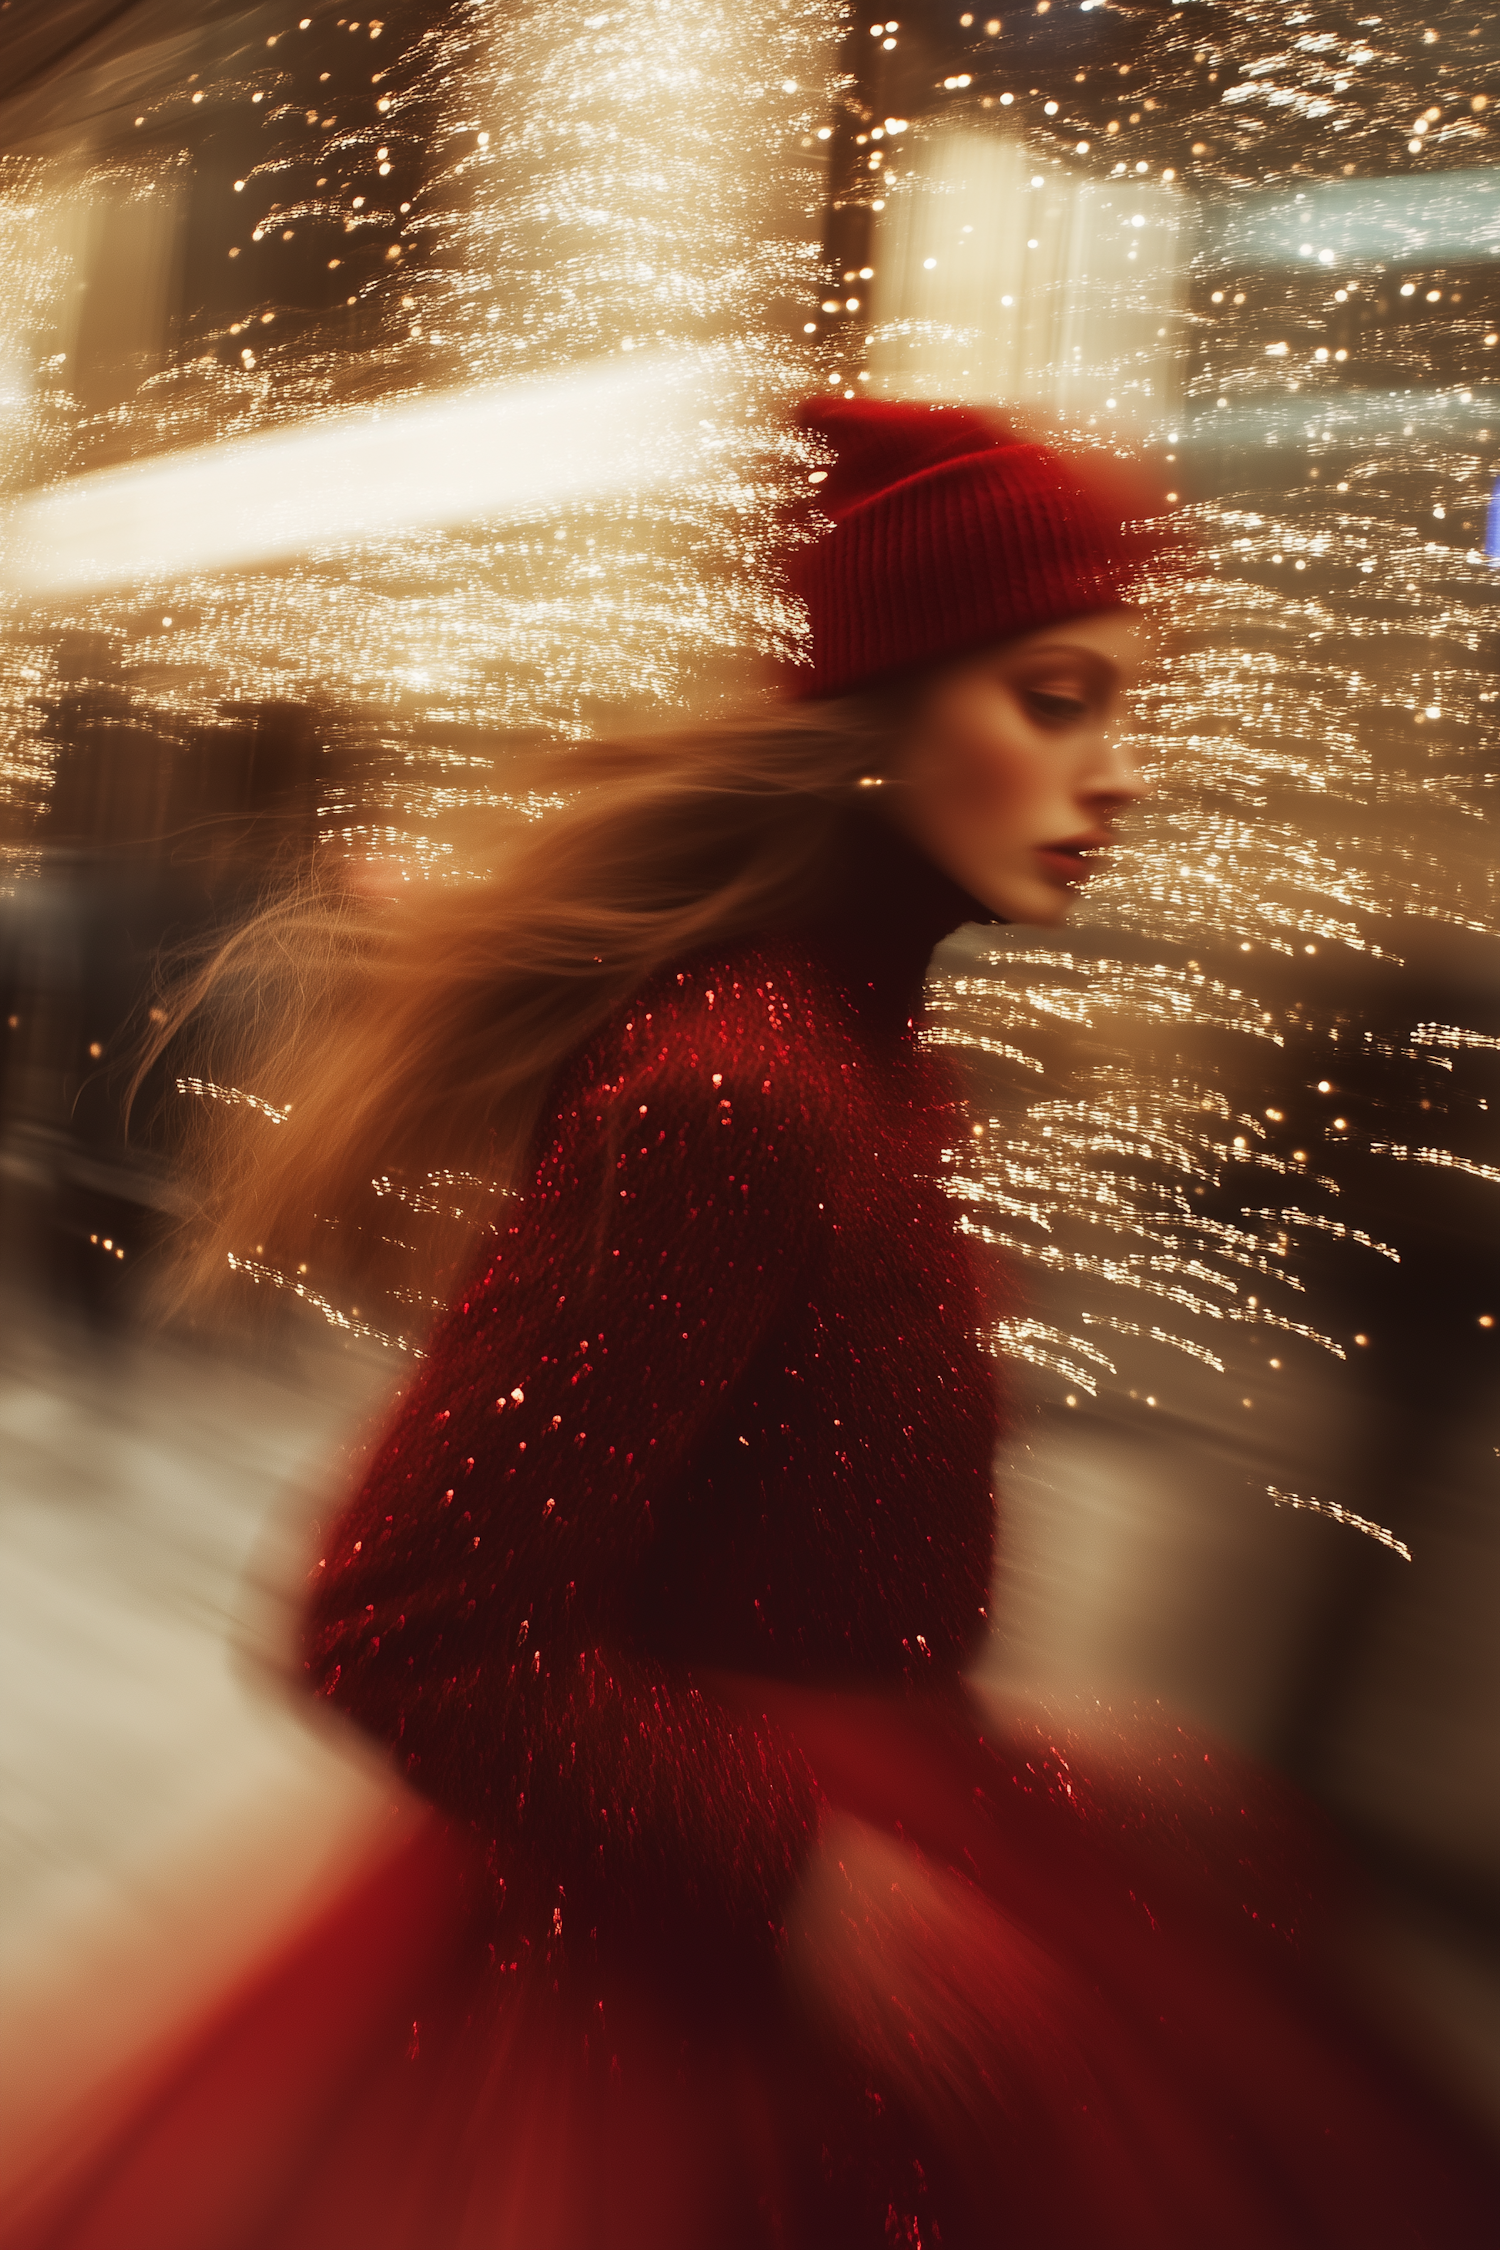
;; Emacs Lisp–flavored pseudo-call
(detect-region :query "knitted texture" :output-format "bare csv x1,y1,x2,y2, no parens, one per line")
790,398,1150,698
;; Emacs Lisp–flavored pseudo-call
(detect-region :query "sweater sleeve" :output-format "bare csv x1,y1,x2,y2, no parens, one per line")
303,963,829,1956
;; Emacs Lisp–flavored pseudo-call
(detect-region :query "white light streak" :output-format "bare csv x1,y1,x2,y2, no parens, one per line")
226,1251,416,1352
1369,1145,1500,1189
1080,1314,1226,1373
1267,1486,1411,1562
924,1023,1044,1073
1243,1208,1400,1262
176,1075,289,1124
1411,1024,1500,1054
2,354,719,598
986,1317,1115,1395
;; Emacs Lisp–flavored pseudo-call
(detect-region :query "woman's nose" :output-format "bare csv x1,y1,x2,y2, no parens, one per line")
1086,732,1153,807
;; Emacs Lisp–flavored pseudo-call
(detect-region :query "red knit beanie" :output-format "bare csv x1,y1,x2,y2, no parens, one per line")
788,397,1151,700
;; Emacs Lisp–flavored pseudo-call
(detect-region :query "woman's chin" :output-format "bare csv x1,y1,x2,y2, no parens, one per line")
1033,885,1078,925
973,880,1075,927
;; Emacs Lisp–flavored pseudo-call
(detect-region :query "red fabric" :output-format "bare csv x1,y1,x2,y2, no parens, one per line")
19,1707,1499,2249
789,397,1153,698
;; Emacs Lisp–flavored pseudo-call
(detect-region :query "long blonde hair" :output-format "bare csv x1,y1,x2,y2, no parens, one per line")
136,693,906,1329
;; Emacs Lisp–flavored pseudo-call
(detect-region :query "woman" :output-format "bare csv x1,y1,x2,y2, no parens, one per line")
23,403,1495,2248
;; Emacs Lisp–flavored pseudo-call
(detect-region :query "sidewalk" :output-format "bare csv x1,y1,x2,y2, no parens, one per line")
0,1307,405,2210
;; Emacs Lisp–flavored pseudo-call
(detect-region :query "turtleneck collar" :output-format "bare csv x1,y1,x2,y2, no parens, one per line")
799,801,995,1034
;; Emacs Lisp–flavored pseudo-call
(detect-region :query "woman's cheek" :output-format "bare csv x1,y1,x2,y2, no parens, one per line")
955,728,1033,823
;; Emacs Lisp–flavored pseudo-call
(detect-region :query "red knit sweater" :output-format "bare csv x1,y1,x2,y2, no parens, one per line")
303,820,997,1958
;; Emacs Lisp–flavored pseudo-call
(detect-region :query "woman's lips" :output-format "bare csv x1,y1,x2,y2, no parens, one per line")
1035,839,1107,888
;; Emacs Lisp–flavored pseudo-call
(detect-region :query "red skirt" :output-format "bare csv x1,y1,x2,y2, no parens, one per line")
10,1686,1496,2250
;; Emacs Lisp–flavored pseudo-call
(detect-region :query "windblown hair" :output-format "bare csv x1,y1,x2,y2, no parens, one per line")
136,693,909,1327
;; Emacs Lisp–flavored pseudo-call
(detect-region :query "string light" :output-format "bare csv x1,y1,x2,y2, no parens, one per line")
1267,1485,1412,1562
911,6,1497,1466
0,0,838,889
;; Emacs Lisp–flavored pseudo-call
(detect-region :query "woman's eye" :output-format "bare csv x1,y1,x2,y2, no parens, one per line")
1024,689,1088,725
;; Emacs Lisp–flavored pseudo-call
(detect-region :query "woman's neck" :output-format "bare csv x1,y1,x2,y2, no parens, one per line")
801,802,995,1031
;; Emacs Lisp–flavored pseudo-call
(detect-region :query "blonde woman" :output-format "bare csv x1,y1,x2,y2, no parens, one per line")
32,403,1494,2250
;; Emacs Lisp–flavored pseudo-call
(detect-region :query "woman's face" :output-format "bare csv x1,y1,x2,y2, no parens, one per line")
886,609,1149,925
